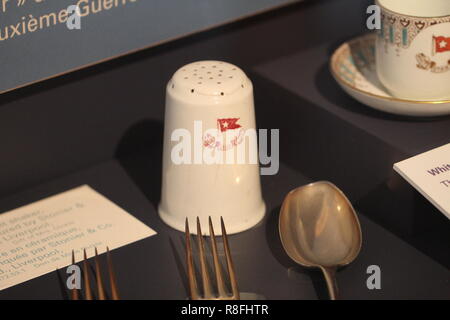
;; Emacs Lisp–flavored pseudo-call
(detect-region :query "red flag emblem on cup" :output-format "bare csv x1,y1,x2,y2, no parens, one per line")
433,36,450,54
217,118,241,132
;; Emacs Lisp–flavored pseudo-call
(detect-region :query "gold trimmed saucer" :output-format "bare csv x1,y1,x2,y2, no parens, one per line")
330,33,450,117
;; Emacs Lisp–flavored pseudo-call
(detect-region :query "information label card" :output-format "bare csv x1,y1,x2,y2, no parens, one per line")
0,185,156,290
394,143,450,220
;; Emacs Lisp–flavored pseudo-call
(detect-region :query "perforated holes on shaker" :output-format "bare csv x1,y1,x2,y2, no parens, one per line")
174,61,246,96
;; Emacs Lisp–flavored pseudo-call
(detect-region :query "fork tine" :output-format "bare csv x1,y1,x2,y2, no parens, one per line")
106,247,120,300
197,217,213,299
94,247,106,300
209,217,227,297
83,249,93,300
185,218,199,300
221,217,240,299
70,250,79,300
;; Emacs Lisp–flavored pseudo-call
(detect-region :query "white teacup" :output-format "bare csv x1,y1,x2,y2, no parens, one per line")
375,0,450,101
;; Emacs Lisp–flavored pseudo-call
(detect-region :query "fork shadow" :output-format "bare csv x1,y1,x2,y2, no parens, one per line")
55,268,69,300
169,236,188,297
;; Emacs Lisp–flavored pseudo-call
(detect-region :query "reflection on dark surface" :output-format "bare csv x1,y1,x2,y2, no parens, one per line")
116,119,164,209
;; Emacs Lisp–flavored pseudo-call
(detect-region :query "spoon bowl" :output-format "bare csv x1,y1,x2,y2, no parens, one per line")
279,181,362,299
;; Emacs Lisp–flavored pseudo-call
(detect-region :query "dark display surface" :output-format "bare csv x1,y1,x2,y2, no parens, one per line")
0,0,448,299
0,160,448,299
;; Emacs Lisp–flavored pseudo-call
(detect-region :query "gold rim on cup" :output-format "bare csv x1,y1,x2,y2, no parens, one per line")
330,34,450,105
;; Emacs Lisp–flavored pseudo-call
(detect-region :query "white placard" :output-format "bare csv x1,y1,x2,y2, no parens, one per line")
394,143,450,219
0,185,156,290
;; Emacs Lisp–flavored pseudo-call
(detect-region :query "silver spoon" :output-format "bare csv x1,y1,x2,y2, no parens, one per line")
279,181,362,300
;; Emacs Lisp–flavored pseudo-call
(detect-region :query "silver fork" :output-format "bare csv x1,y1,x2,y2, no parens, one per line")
185,217,240,300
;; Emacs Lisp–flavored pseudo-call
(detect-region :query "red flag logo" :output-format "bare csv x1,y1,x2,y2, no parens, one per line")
217,118,241,132
433,36,450,54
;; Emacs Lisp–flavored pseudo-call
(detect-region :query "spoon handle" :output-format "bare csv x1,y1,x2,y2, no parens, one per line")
320,267,338,300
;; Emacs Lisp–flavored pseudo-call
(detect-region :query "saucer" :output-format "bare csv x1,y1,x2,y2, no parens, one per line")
330,33,450,117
